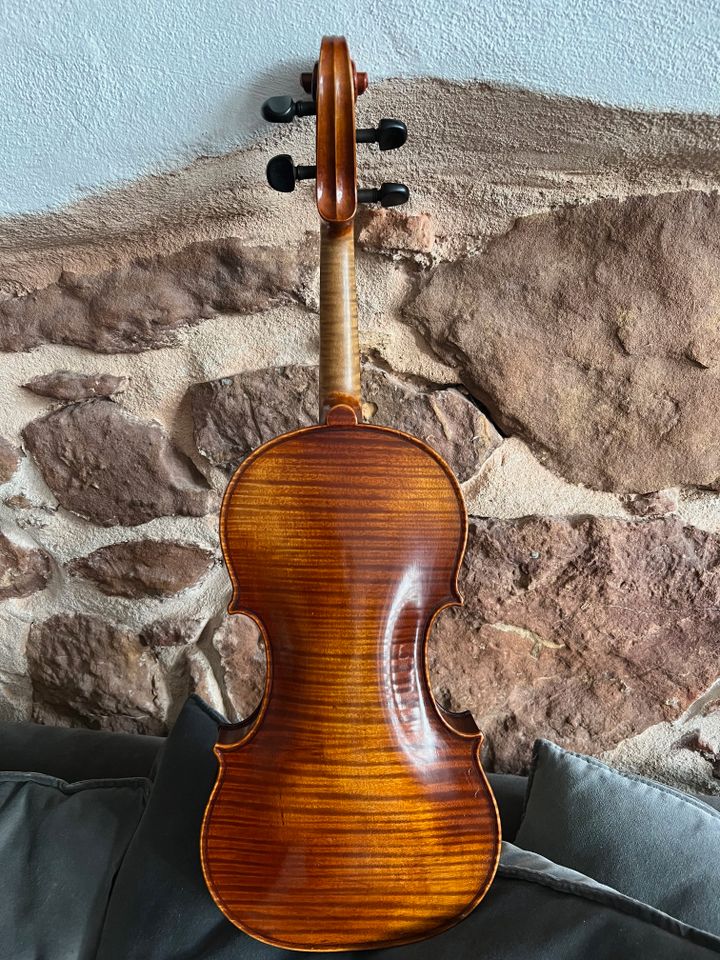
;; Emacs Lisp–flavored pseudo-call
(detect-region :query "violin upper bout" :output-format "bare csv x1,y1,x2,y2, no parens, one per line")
219,420,469,626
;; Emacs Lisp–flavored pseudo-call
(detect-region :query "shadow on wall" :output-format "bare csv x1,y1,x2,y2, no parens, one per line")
198,59,310,158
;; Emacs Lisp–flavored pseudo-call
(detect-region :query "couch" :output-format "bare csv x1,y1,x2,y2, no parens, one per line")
1,695,719,959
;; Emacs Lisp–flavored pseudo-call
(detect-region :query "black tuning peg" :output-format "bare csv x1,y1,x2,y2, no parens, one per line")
358,183,410,208
266,154,316,193
356,118,407,151
262,95,316,123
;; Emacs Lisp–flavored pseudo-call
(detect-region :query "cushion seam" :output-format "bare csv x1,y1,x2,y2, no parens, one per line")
498,860,720,952
94,777,153,957
520,737,542,825
0,772,151,795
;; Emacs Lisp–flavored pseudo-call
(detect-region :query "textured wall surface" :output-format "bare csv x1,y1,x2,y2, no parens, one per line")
1,77,720,793
2,0,720,213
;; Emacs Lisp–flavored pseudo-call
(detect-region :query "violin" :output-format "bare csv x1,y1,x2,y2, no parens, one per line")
200,36,500,951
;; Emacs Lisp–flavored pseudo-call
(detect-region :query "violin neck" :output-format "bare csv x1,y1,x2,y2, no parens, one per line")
318,220,361,422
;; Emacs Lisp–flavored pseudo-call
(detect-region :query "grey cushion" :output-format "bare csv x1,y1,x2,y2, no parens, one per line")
97,696,720,959
488,771,526,842
500,843,720,955
0,772,148,960
515,739,720,936
0,720,163,781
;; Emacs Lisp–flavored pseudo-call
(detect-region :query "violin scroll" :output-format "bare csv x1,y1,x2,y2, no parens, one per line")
261,37,409,218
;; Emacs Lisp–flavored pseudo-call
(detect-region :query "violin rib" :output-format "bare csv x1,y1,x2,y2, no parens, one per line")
200,422,501,951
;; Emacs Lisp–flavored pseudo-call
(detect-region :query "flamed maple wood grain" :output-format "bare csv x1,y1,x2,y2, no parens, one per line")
318,222,361,422
200,419,501,951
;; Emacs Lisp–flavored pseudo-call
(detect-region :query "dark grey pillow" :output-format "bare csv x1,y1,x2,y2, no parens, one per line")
0,720,163,782
0,772,148,960
515,739,720,935
97,696,720,960
488,771,526,842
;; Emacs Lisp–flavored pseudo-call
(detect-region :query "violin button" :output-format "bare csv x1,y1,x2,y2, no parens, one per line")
325,404,359,427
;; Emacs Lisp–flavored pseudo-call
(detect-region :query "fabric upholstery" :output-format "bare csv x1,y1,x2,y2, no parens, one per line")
515,739,720,935
0,719,163,782
488,771,526,842
0,771,148,960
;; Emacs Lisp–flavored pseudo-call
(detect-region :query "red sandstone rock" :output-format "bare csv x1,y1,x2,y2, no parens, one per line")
189,364,499,482
357,208,435,254
0,238,313,353
406,190,720,493
211,614,266,722
622,489,678,517
0,532,51,600
27,613,168,735
0,437,21,483
429,515,720,772
23,370,128,400
69,540,213,598
23,400,216,526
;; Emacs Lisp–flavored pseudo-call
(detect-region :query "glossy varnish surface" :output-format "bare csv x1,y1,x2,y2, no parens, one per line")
201,418,501,950
315,37,362,422
315,36,357,224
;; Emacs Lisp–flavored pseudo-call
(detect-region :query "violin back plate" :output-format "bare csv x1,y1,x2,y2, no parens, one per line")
200,422,500,951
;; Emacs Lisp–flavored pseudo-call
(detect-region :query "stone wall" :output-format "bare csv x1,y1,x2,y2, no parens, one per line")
1,78,720,792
